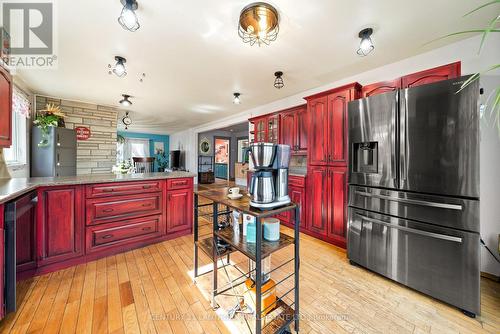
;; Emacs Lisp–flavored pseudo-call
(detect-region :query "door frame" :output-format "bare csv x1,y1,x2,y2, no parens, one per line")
214,136,231,181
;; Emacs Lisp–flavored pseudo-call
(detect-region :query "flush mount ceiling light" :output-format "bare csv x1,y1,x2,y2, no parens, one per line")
238,2,279,46
118,0,140,32
233,93,241,104
357,28,374,56
119,94,132,107
108,56,127,77
274,71,284,89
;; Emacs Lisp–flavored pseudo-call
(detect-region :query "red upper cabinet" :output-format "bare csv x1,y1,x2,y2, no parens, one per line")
308,96,329,165
306,83,361,166
250,115,279,144
361,79,402,98
401,62,461,88
37,186,84,265
278,104,308,155
0,66,12,148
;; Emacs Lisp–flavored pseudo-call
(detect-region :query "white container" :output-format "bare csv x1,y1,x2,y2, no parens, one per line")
263,218,280,241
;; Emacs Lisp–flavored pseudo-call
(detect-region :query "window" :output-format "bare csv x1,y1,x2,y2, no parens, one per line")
4,88,29,166
117,137,150,162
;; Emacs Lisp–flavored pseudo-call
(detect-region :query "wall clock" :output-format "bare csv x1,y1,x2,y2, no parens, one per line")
122,111,132,130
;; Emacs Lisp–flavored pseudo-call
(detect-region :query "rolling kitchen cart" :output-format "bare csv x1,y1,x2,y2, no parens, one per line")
193,187,300,334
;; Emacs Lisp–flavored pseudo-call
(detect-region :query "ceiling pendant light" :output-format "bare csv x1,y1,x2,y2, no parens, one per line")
233,93,241,105
238,2,279,46
357,28,374,56
118,0,140,32
119,94,132,107
109,56,127,77
274,71,284,89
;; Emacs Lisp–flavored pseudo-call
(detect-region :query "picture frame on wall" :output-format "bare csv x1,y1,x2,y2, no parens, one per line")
154,141,164,154
199,137,211,155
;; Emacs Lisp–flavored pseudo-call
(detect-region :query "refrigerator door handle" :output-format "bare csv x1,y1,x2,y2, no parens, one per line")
356,213,463,243
400,89,408,183
354,191,463,211
391,92,398,187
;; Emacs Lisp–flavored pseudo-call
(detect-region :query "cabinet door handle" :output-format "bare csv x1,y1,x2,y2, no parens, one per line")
142,203,152,207
102,234,113,239
142,227,152,231
143,185,152,189
173,180,188,186
103,208,114,213
103,188,115,192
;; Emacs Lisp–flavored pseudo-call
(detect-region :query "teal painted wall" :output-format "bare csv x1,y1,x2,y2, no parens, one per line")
117,131,170,171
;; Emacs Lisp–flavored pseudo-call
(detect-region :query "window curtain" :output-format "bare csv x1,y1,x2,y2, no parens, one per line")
13,87,30,118
123,138,150,161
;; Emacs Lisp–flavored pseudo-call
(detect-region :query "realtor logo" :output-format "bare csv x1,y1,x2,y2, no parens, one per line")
1,0,57,68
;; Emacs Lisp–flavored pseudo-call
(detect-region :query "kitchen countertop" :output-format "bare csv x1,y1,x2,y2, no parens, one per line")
289,168,307,176
0,171,196,204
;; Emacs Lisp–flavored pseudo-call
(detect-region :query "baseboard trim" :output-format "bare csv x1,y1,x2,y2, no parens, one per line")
481,271,500,282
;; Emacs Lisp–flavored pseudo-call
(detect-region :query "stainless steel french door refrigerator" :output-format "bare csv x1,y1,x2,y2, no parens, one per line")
347,76,480,316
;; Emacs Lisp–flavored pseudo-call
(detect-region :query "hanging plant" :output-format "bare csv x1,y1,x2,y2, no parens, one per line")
33,103,65,147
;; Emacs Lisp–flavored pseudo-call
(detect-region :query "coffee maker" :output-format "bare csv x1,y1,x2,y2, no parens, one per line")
248,143,291,210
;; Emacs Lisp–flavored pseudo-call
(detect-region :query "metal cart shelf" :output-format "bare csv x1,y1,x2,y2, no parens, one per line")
193,187,300,334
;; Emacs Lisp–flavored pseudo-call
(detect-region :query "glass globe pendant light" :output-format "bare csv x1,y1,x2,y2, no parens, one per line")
274,71,284,89
233,93,241,104
112,56,127,77
118,0,140,32
119,94,132,107
238,2,280,46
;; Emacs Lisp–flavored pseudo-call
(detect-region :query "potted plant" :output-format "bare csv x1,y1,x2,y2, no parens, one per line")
156,150,169,172
33,103,65,147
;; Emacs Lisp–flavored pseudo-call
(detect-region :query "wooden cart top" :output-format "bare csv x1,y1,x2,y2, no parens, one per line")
194,186,296,218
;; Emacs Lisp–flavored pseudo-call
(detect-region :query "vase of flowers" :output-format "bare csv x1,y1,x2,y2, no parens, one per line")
112,160,134,174
33,103,65,147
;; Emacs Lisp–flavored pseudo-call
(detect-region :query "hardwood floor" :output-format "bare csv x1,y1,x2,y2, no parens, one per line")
1,206,499,333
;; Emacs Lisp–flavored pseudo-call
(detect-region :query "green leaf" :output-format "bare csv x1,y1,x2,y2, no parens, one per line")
464,0,500,17
424,29,500,47
458,64,500,92
478,15,500,54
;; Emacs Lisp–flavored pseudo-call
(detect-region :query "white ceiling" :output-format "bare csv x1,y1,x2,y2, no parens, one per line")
16,0,493,134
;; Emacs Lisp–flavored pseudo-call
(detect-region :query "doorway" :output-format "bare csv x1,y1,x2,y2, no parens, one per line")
214,137,230,180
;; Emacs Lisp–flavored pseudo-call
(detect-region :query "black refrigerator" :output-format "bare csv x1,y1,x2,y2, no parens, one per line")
347,76,480,316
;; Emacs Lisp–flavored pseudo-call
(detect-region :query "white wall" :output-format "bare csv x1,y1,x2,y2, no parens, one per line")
173,34,500,275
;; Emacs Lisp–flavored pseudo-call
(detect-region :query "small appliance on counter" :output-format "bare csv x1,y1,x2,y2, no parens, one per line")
247,143,291,210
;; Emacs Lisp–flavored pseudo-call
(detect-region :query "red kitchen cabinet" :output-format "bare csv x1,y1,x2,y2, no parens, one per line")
401,61,461,88
37,186,84,266
16,193,37,273
250,114,280,144
327,91,349,166
327,167,348,248
0,66,12,148
279,105,308,155
0,204,4,320
306,83,361,166
166,188,193,233
361,79,401,98
306,166,329,236
289,186,306,229
308,96,329,165
306,165,348,248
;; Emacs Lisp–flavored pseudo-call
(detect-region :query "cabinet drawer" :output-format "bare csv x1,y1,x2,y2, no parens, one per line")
86,193,162,225
289,175,306,188
86,215,163,252
166,178,193,190
86,181,163,198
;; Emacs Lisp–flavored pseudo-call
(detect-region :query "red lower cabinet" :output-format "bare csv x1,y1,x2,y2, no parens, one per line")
289,186,306,229
306,166,348,248
37,186,84,266
16,193,37,273
166,188,193,233
0,204,4,320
